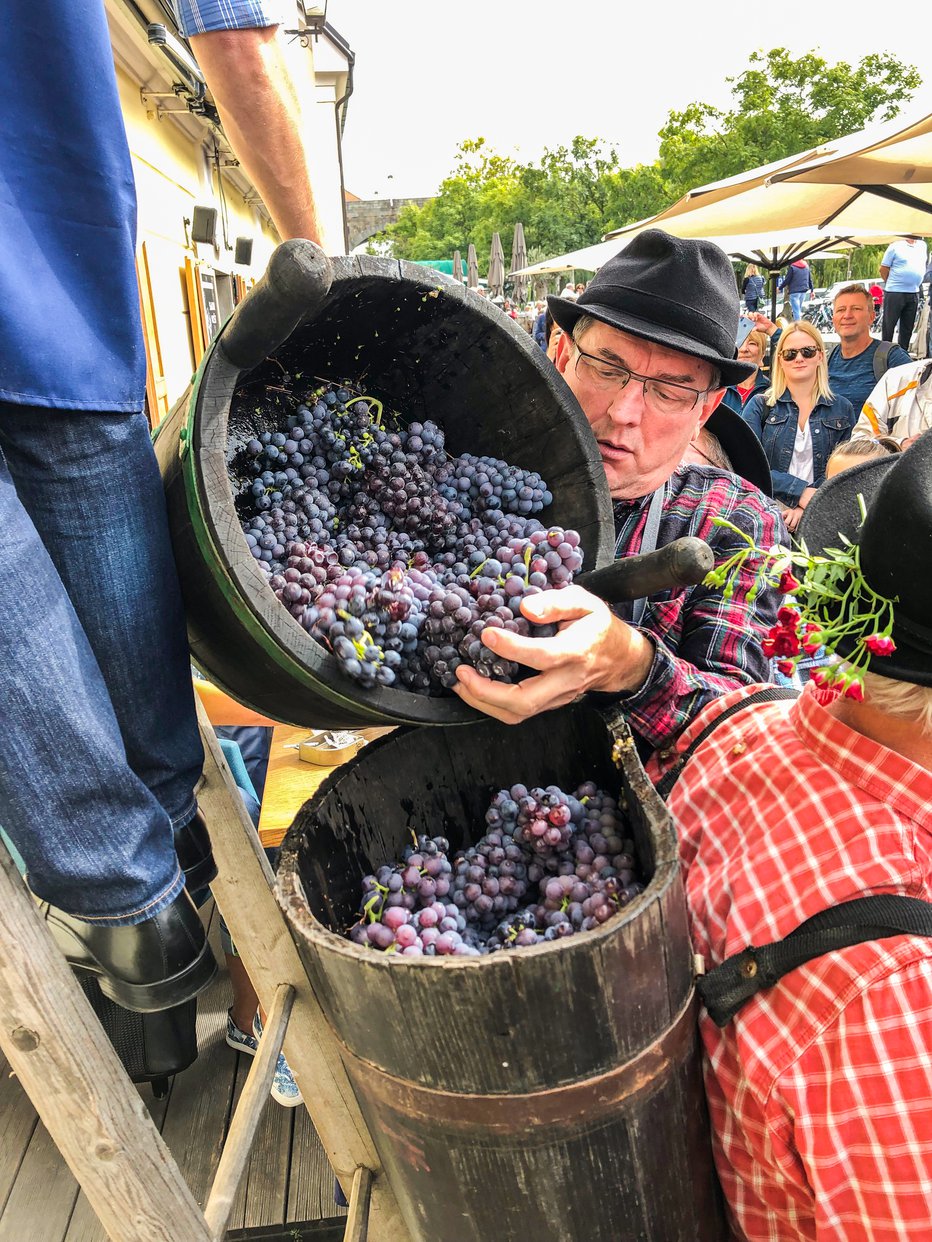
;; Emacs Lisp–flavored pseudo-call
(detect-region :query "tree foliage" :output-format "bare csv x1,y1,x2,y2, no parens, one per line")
378,48,921,275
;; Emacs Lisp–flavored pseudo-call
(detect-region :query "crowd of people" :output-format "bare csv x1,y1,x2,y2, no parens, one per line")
4,3,932,1236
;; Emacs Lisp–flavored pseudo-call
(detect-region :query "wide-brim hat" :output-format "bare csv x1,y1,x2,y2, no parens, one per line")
797,431,932,686
705,405,773,497
548,230,756,389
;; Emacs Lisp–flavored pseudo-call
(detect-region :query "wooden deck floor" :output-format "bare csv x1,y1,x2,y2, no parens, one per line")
0,905,347,1241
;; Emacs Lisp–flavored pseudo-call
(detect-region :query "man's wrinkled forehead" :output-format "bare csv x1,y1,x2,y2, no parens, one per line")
576,320,718,387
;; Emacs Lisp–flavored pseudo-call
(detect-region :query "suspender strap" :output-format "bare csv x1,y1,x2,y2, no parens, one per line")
654,686,798,802
698,895,932,1027
625,484,666,629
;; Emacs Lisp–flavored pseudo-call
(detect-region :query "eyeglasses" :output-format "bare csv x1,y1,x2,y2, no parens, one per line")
780,346,820,362
573,347,709,415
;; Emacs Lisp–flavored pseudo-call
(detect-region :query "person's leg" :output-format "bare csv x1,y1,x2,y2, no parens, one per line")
789,292,804,320
882,291,904,342
0,406,203,831
0,433,182,922
897,293,918,353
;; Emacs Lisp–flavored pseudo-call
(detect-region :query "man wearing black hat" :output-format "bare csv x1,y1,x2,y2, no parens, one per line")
454,229,784,750
653,431,932,1240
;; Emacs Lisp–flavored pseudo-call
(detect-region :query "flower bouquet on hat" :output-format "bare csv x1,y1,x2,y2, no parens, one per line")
702,431,932,700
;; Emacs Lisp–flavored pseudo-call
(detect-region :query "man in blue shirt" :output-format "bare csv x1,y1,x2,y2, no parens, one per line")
829,284,911,413
880,236,928,352
0,1,319,1011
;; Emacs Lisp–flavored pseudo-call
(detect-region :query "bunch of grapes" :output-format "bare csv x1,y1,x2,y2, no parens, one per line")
229,373,585,697
348,781,645,956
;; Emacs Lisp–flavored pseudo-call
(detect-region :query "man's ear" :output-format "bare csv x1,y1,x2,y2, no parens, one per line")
554,330,573,375
696,386,726,431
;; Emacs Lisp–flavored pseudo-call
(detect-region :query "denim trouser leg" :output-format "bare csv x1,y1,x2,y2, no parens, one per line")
0,405,200,923
789,292,805,320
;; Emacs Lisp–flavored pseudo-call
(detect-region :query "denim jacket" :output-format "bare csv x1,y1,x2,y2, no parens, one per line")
742,391,856,505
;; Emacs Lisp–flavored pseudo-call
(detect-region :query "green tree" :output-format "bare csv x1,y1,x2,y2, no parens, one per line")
657,48,921,197
379,47,920,262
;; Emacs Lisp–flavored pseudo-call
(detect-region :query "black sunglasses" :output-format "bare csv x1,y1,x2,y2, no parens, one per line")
781,346,820,361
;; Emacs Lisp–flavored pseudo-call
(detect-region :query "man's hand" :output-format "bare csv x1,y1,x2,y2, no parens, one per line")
452,586,655,725
797,486,818,509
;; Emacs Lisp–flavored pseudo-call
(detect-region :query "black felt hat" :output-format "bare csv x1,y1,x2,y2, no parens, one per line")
548,230,755,388
797,430,932,686
705,405,773,497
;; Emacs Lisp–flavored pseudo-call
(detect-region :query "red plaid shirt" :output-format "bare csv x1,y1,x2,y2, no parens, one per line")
650,683,932,1241
611,465,784,750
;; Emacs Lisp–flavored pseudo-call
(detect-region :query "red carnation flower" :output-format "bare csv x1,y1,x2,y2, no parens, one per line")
776,659,796,676
862,634,896,657
777,606,801,626
843,680,865,701
779,570,801,593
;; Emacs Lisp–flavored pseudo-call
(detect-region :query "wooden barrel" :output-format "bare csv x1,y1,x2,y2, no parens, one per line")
154,241,614,729
277,703,727,1242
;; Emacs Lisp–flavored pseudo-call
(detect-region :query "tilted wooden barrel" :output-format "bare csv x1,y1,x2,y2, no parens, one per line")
154,241,614,729
277,702,727,1242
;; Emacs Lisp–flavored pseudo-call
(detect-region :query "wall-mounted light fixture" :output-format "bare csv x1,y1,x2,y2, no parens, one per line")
284,0,328,45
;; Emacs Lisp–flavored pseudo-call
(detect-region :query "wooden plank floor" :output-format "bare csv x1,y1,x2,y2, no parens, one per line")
0,904,346,1241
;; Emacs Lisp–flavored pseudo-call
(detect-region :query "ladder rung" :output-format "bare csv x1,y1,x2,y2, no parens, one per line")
344,1165,373,1242
203,981,296,1239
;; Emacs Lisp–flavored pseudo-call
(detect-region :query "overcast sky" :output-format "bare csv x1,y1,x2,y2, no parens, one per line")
332,0,929,202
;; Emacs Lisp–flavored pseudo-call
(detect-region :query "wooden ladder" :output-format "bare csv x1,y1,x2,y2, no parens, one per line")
0,699,407,1242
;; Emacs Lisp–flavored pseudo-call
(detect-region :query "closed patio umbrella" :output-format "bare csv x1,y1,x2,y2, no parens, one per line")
452,249,464,285
487,232,505,298
509,223,529,302
466,243,479,289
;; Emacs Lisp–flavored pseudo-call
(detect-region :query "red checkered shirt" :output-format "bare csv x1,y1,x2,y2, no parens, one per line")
650,683,932,1241
611,465,784,750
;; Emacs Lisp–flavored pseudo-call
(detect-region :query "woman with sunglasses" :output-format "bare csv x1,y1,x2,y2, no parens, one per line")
742,321,856,532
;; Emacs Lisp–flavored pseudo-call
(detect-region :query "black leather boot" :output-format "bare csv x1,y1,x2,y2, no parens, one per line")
173,808,217,891
41,887,218,1013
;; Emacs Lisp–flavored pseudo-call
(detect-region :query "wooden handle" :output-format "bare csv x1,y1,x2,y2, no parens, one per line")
576,537,714,605
219,239,333,372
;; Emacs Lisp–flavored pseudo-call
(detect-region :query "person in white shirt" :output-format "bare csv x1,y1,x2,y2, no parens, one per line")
880,236,929,351
854,358,932,449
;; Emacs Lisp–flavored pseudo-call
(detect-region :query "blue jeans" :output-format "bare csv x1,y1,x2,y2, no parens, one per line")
789,292,806,320
0,404,203,924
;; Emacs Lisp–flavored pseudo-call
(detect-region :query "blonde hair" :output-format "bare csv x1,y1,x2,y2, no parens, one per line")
827,436,901,470
744,263,759,277
766,321,833,406
863,671,932,734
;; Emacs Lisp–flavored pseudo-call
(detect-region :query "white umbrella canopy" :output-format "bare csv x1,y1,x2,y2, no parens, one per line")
509,223,529,301
511,227,872,279
604,108,932,243
487,232,506,297
466,243,479,289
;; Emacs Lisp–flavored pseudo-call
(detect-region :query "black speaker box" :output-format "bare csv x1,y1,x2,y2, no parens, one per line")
234,236,253,266
191,205,218,246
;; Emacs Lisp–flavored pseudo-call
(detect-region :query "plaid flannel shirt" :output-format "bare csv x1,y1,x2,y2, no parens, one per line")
609,464,783,749
176,0,290,35
653,684,932,1241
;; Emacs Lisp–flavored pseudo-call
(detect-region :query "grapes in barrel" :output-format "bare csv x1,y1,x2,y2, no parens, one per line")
230,372,585,697
346,783,645,956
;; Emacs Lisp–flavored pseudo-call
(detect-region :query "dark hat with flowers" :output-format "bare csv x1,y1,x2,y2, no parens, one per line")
797,429,932,687
703,430,932,697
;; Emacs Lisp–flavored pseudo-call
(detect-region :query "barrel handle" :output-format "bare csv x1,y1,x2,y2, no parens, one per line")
218,239,334,372
575,537,714,606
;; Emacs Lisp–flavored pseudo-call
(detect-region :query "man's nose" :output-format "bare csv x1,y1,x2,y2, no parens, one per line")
605,379,645,423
